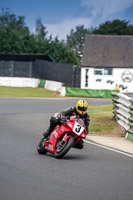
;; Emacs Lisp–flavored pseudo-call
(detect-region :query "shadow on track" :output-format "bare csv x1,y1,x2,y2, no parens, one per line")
36,151,90,160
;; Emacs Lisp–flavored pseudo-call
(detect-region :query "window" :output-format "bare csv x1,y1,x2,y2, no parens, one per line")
94,68,112,75
94,68,103,75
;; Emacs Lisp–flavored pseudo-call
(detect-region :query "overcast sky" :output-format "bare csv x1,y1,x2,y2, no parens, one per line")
1,0,133,40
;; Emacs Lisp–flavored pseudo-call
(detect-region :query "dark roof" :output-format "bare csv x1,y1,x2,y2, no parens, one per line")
82,34,133,68
0,54,55,62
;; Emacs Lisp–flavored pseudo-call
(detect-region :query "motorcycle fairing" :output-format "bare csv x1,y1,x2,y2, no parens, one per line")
45,124,72,153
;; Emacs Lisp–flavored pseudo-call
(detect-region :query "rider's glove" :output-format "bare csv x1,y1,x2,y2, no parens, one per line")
61,116,67,123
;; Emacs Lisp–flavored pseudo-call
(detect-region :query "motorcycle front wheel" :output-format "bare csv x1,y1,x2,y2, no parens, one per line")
37,137,47,154
55,136,74,159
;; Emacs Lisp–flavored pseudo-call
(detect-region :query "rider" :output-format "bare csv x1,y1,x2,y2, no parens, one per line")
43,99,90,149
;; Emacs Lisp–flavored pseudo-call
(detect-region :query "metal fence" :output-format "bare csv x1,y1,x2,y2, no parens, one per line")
0,56,81,87
32,60,80,87
0,61,32,78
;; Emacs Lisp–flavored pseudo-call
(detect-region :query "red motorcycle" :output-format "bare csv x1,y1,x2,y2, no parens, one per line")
37,116,87,159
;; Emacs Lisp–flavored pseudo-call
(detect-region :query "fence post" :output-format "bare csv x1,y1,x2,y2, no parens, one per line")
29,62,32,78
10,61,14,77
72,65,76,88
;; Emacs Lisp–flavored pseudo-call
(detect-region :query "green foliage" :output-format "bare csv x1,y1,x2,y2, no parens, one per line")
45,37,80,65
65,25,94,65
0,7,133,66
0,7,80,65
0,7,35,54
0,26,24,53
66,25,93,55
93,19,133,35
67,25,93,48
35,17,48,40
0,7,29,34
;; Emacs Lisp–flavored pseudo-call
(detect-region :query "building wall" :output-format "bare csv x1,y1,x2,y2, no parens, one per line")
81,67,133,92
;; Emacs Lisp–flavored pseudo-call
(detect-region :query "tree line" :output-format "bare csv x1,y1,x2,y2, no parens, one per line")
0,7,133,66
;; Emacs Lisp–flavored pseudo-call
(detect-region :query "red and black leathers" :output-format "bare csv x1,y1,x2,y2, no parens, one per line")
60,107,90,134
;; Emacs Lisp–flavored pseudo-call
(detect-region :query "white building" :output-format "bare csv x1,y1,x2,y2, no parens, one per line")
81,35,133,93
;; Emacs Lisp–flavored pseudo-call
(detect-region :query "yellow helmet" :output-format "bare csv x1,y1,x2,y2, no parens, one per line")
76,100,88,115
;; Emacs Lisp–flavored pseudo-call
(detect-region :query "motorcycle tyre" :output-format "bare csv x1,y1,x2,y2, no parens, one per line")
37,136,47,154
55,136,74,159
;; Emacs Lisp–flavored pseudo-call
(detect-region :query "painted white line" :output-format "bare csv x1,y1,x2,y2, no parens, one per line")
85,140,133,158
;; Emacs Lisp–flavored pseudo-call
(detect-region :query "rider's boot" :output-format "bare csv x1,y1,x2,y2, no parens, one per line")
73,139,84,149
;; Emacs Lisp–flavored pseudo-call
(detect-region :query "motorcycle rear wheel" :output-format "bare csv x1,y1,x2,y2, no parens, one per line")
37,136,47,154
55,137,74,159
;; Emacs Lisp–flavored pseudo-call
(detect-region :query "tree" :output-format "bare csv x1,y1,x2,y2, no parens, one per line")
46,36,80,65
35,17,48,40
0,7,81,65
66,25,93,53
0,7,29,35
93,19,133,35
0,26,24,53
0,7,38,54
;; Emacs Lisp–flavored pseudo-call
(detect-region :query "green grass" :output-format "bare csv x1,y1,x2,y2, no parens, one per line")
87,104,124,136
0,86,60,98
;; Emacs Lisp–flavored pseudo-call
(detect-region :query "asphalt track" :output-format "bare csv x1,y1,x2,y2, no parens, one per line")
0,98,133,200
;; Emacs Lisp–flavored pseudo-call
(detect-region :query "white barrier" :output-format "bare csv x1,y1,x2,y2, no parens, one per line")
112,92,133,141
0,77,40,88
45,80,62,92
44,80,66,96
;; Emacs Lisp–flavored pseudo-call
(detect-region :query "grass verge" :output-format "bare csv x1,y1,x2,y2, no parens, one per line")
88,104,126,137
0,86,60,98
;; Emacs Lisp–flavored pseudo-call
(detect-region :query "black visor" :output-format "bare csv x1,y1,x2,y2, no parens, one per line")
78,106,87,112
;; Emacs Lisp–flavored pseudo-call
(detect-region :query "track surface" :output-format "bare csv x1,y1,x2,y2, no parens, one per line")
0,98,133,200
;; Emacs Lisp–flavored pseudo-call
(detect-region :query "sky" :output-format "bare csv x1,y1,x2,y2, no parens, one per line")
1,0,133,40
